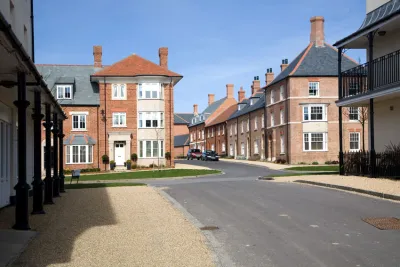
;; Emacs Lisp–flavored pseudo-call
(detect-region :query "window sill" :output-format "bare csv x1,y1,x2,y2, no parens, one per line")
138,127,165,129
138,157,165,159
138,98,164,101
111,98,127,101
112,126,127,128
66,162,93,165
303,150,328,152
71,129,87,132
302,120,328,123
280,153,286,155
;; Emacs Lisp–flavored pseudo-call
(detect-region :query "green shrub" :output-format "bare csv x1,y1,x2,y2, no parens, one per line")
102,154,109,163
126,160,132,164
312,161,319,165
149,163,158,168
275,158,287,164
131,153,138,162
65,168,100,174
132,164,137,169
165,152,171,160
298,162,307,165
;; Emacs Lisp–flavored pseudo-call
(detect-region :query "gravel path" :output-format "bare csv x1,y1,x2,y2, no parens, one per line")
12,187,215,267
272,175,400,197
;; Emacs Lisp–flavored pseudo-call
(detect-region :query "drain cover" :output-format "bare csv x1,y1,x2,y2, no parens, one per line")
258,177,274,181
200,226,219,231
362,217,400,230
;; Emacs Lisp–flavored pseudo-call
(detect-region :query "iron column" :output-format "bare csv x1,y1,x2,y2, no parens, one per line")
43,104,54,204
59,119,65,193
52,112,60,197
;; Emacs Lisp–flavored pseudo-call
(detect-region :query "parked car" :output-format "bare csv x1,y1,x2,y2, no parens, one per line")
187,149,202,160
201,150,220,161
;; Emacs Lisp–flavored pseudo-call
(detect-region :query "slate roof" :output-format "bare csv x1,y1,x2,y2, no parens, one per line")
174,134,190,147
92,54,182,77
64,134,97,145
37,65,101,106
334,0,400,46
267,43,358,87
189,97,227,127
228,93,266,120
174,113,194,125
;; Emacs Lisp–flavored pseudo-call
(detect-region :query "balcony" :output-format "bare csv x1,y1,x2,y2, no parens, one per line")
340,49,400,100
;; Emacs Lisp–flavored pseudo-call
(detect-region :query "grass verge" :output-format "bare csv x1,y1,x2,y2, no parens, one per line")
285,166,339,172
266,171,339,178
69,169,221,181
65,183,146,189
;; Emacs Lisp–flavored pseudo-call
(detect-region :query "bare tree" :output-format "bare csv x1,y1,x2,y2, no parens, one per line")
343,107,368,151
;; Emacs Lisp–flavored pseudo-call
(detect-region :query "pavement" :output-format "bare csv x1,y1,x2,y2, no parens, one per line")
152,160,400,267
219,158,294,170
7,187,215,267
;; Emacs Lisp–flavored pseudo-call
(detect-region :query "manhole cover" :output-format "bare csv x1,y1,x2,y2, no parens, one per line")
362,217,400,230
200,226,219,231
258,177,274,181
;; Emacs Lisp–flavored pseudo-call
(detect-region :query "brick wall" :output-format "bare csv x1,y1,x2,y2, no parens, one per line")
189,124,205,150
164,83,174,166
226,119,238,157
174,124,189,136
249,108,265,159
205,123,227,155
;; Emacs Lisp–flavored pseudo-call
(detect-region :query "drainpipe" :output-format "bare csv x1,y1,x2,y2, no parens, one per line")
30,0,35,62
214,126,216,152
236,117,239,157
263,88,268,160
248,113,251,158
104,77,107,158
97,106,100,169
285,79,290,164
338,48,344,175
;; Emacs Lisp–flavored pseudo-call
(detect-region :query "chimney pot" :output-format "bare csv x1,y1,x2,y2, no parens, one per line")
265,68,275,86
193,104,198,115
226,84,234,99
208,94,215,106
238,87,246,102
159,47,168,68
281,59,289,72
252,77,261,95
93,45,102,68
310,16,325,47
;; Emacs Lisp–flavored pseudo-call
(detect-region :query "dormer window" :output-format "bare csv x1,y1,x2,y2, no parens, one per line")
57,85,73,99
250,99,254,105
238,105,241,111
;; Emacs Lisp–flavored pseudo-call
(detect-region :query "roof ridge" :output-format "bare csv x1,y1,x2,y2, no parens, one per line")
289,42,313,75
36,64,105,67
174,113,189,123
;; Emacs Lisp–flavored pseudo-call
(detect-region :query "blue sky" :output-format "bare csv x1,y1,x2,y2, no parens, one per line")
35,0,367,113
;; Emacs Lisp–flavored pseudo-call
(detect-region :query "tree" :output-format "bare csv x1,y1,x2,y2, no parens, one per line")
343,107,368,151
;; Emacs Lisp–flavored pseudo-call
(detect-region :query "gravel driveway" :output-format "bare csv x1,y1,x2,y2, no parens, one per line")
12,187,215,267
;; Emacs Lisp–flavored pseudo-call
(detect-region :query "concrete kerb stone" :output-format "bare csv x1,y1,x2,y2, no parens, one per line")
294,180,400,202
156,189,235,267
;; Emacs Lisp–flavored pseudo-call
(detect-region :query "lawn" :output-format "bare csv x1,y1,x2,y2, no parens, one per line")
65,183,146,189
68,169,221,181
285,166,339,172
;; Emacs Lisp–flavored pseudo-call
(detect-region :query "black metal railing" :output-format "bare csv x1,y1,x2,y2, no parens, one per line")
341,49,400,99
343,151,400,179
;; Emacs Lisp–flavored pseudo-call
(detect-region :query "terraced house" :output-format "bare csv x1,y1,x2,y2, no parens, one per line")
226,77,267,159
334,0,400,177
188,85,237,151
173,112,194,157
263,16,362,164
39,46,182,170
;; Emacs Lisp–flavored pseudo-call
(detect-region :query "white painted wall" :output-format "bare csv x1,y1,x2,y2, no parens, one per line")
366,0,390,13
0,0,32,58
137,129,165,140
371,28,400,59
374,97,400,152
137,99,165,112
303,122,328,133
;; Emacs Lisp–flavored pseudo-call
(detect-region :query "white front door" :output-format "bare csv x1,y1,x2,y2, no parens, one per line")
115,142,125,166
0,120,11,208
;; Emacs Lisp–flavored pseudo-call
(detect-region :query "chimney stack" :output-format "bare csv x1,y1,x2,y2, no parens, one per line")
226,84,234,98
251,76,260,95
265,68,274,86
310,16,325,47
159,47,168,68
238,87,245,102
208,94,215,106
280,59,289,72
193,104,198,115
93,45,102,68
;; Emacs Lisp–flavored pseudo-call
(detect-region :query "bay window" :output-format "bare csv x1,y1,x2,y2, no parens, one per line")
66,145,93,164
303,104,326,121
112,113,126,127
72,114,86,130
112,84,127,100
138,112,164,128
139,140,164,158
138,83,163,99
303,132,328,151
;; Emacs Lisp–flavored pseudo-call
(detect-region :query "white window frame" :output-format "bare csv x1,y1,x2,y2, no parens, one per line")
247,119,249,132
230,124,233,136
229,144,233,156
112,112,127,127
207,129,210,138
303,104,327,122
202,130,204,140
138,83,163,99
271,113,275,127
241,142,245,155
280,85,284,100
254,140,259,154
303,132,328,152
349,132,360,152
348,107,359,121
211,144,215,151
222,142,226,152
211,128,214,137
280,109,284,125
138,140,164,158
222,125,225,135
217,126,220,136
270,89,275,104
261,114,265,128
241,121,244,133
280,134,285,154
56,85,73,99
198,130,201,139
254,116,258,130
112,84,127,100
309,82,320,97
72,114,87,131
66,145,93,164
138,112,164,128
235,123,237,135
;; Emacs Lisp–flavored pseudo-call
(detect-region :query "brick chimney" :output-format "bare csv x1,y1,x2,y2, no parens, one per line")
310,16,325,47
193,104,198,115
280,59,289,72
159,47,168,68
93,45,102,68
238,87,245,102
251,76,260,95
208,94,215,106
226,84,234,98
265,68,274,86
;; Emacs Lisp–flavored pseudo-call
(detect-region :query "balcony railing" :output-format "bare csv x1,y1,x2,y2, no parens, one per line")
341,49,400,99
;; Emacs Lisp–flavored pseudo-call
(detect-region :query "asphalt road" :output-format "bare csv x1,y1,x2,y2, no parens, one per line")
151,160,400,267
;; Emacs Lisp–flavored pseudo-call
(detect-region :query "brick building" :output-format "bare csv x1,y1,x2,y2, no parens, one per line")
263,16,363,164
38,46,182,171
173,112,194,157
188,84,237,151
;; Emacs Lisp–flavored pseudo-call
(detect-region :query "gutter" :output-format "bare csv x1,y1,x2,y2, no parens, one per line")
0,11,66,119
30,0,34,62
